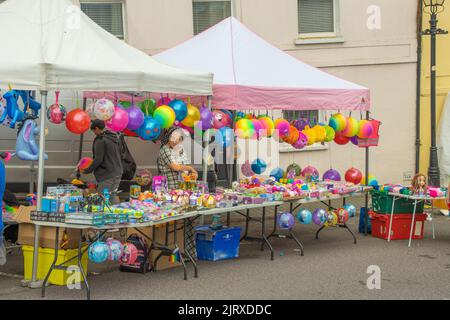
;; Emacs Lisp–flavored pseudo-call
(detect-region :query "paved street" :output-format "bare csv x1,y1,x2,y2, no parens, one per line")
0,200,449,300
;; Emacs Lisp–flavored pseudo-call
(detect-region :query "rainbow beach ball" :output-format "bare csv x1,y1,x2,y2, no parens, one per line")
153,105,176,129
342,117,359,138
357,120,373,138
329,113,347,132
235,118,255,139
324,125,335,142
258,116,275,137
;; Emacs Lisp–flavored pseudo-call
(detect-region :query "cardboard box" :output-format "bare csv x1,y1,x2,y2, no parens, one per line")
127,222,184,271
16,206,82,250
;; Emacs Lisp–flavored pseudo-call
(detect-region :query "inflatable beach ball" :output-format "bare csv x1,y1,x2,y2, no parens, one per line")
88,241,110,264
297,208,312,224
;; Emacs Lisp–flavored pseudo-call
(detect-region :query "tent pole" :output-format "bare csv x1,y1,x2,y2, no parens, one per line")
78,98,87,162
364,110,370,236
29,90,48,288
202,96,212,186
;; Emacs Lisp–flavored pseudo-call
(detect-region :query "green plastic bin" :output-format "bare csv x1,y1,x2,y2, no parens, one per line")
370,190,424,214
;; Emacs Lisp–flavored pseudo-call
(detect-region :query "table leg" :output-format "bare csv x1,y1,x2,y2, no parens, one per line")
408,200,418,247
267,205,278,240
340,223,357,244
387,197,397,242
42,227,59,298
77,230,90,300
343,197,346,206
431,202,436,240
260,206,274,260
315,225,325,240
288,229,304,256
240,209,250,242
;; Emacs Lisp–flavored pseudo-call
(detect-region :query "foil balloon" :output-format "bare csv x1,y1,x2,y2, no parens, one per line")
345,167,363,184
47,104,67,124
94,98,115,121
344,204,357,217
312,208,328,226
66,109,91,134
328,113,347,132
182,104,201,127
297,208,312,224
241,160,255,177
323,169,341,181
199,105,214,130
342,117,359,138
334,132,350,145
157,96,171,107
168,99,188,122
251,158,267,174
324,125,335,142
357,120,373,139
106,107,129,132
137,117,161,141
258,116,275,137
235,118,255,139
126,105,145,131
153,105,176,129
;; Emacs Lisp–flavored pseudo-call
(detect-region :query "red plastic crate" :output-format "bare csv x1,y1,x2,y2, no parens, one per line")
370,211,426,240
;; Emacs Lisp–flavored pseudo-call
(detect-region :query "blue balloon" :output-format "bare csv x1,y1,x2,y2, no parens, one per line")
168,99,187,122
344,204,357,217
251,158,267,174
270,167,284,181
88,241,110,263
278,212,295,229
297,208,312,224
137,116,161,141
217,126,233,147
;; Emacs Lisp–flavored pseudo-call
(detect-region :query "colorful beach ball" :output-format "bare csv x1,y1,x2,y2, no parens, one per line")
278,212,295,229
235,118,255,139
342,117,359,138
297,208,312,224
357,120,373,139
329,113,347,132
94,98,115,121
106,238,124,261
88,241,110,264
258,116,275,137
312,208,328,226
153,105,176,129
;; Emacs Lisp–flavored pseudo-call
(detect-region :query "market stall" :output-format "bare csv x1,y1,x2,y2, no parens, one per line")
0,0,213,287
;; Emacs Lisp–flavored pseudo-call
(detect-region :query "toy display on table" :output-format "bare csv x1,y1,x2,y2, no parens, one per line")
380,182,447,198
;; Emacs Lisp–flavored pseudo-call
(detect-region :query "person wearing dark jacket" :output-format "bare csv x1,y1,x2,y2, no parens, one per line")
83,120,123,204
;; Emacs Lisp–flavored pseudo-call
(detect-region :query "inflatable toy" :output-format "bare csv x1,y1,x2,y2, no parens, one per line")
126,105,145,131
181,104,201,127
94,98,115,121
168,99,188,122
357,120,373,139
297,208,312,224
278,212,295,229
137,117,161,141
345,167,363,184
323,169,341,181
153,105,175,129
342,117,359,138
16,119,48,161
88,241,110,263
106,107,129,132
328,113,347,132
251,158,267,174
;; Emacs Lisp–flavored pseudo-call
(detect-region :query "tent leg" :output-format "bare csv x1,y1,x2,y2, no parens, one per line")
28,90,48,289
364,110,370,236
202,96,212,186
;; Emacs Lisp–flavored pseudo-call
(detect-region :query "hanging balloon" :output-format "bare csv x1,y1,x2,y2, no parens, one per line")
297,208,312,224
140,98,157,116
94,98,115,121
334,132,350,145
274,119,290,137
350,136,359,146
157,96,171,107
337,208,349,224
328,113,347,132
251,158,267,174
168,99,188,122
212,110,230,129
286,163,301,176
198,105,214,130
241,160,255,177
137,117,161,141
270,167,285,181
235,118,255,139
88,241,110,264
342,117,359,138
47,104,67,124
181,104,201,127
324,125,335,142
258,116,275,137
278,212,295,229
345,167,363,184
86,102,97,119
153,105,176,129
126,105,145,131
301,166,319,182
66,109,91,134
312,208,328,226
344,204,357,217
123,128,138,137
292,118,309,131
313,125,326,143
106,107,129,132
250,119,264,139
357,120,373,139
326,211,338,227
323,169,341,181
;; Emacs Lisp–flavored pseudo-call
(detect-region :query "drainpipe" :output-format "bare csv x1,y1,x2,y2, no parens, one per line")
416,0,423,173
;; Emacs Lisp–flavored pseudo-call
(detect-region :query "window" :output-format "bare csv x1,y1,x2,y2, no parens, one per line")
80,1,125,39
193,0,231,35
298,0,334,34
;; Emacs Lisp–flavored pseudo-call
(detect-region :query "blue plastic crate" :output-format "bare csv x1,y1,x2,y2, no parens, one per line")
195,226,241,261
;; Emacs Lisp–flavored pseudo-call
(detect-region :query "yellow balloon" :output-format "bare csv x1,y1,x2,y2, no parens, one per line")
181,104,200,127
313,125,326,142
302,126,316,145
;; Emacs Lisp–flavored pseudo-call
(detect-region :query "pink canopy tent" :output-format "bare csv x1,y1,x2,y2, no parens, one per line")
153,17,370,111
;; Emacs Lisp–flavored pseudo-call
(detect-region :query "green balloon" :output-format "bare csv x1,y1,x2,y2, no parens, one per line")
119,101,131,108
140,99,156,117
324,125,336,142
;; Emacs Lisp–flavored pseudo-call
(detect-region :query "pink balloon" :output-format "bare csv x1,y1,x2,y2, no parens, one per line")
106,107,129,132
251,119,264,139
157,97,172,107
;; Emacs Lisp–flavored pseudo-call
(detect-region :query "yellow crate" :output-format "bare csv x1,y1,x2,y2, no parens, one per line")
22,245,88,286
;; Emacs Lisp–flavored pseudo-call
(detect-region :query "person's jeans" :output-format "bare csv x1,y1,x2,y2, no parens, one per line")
97,176,121,204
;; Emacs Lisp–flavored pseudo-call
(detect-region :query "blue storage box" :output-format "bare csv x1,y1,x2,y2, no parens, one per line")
195,226,241,261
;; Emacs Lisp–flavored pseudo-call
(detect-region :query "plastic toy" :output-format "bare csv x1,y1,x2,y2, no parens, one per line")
77,157,94,171
0,90,25,128
270,167,284,181
297,208,312,224
312,208,327,226
88,241,110,263
343,204,357,217
325,211,338,227
46,91,66,124
198,105,213,130
212,110,231,129
361,174,378,187
301,166,319,182
250,119,264,139
324,125,335,142
274,119,290,137
153,105,176,129
323,169,341,181
140,98,157,116
342,117,359,137
126,105,145,130
241,160,255,177
411,173,427,196
293,132,308,149
345,167,362,184
106,106,129,132
66,109,91,134
286,163,301,176
251,158,267,174
328,113,347,132
278,212,295,229
216,126,233,147
157,95,172,107
16,118,48,161
106,238,124,261
337,208,349,224
94,98,115,121
258,116,274,137
292,118,309,131
333,132,350,145
137,117,161,141
357,120,373,139
235,118,255,139
120,242,138,265
168,99,188,122
350,136,359,146
17,90,41,117
181,104,200,127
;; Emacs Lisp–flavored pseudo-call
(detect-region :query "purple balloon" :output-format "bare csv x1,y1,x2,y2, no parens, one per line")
126,105,145,130
323,169,341,181
199,106,213,130
312,208,327,226
292,118,309,131
350,136,359,146
278,212,295,229
293,134,307,149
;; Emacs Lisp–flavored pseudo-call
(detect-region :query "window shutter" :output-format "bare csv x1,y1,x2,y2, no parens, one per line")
81,2,124,39
298,0,334,34
193,1,231,35
283,110,319,125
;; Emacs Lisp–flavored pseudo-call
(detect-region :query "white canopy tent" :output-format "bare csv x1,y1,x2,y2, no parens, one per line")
155,17,370,111
0,0,213,286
